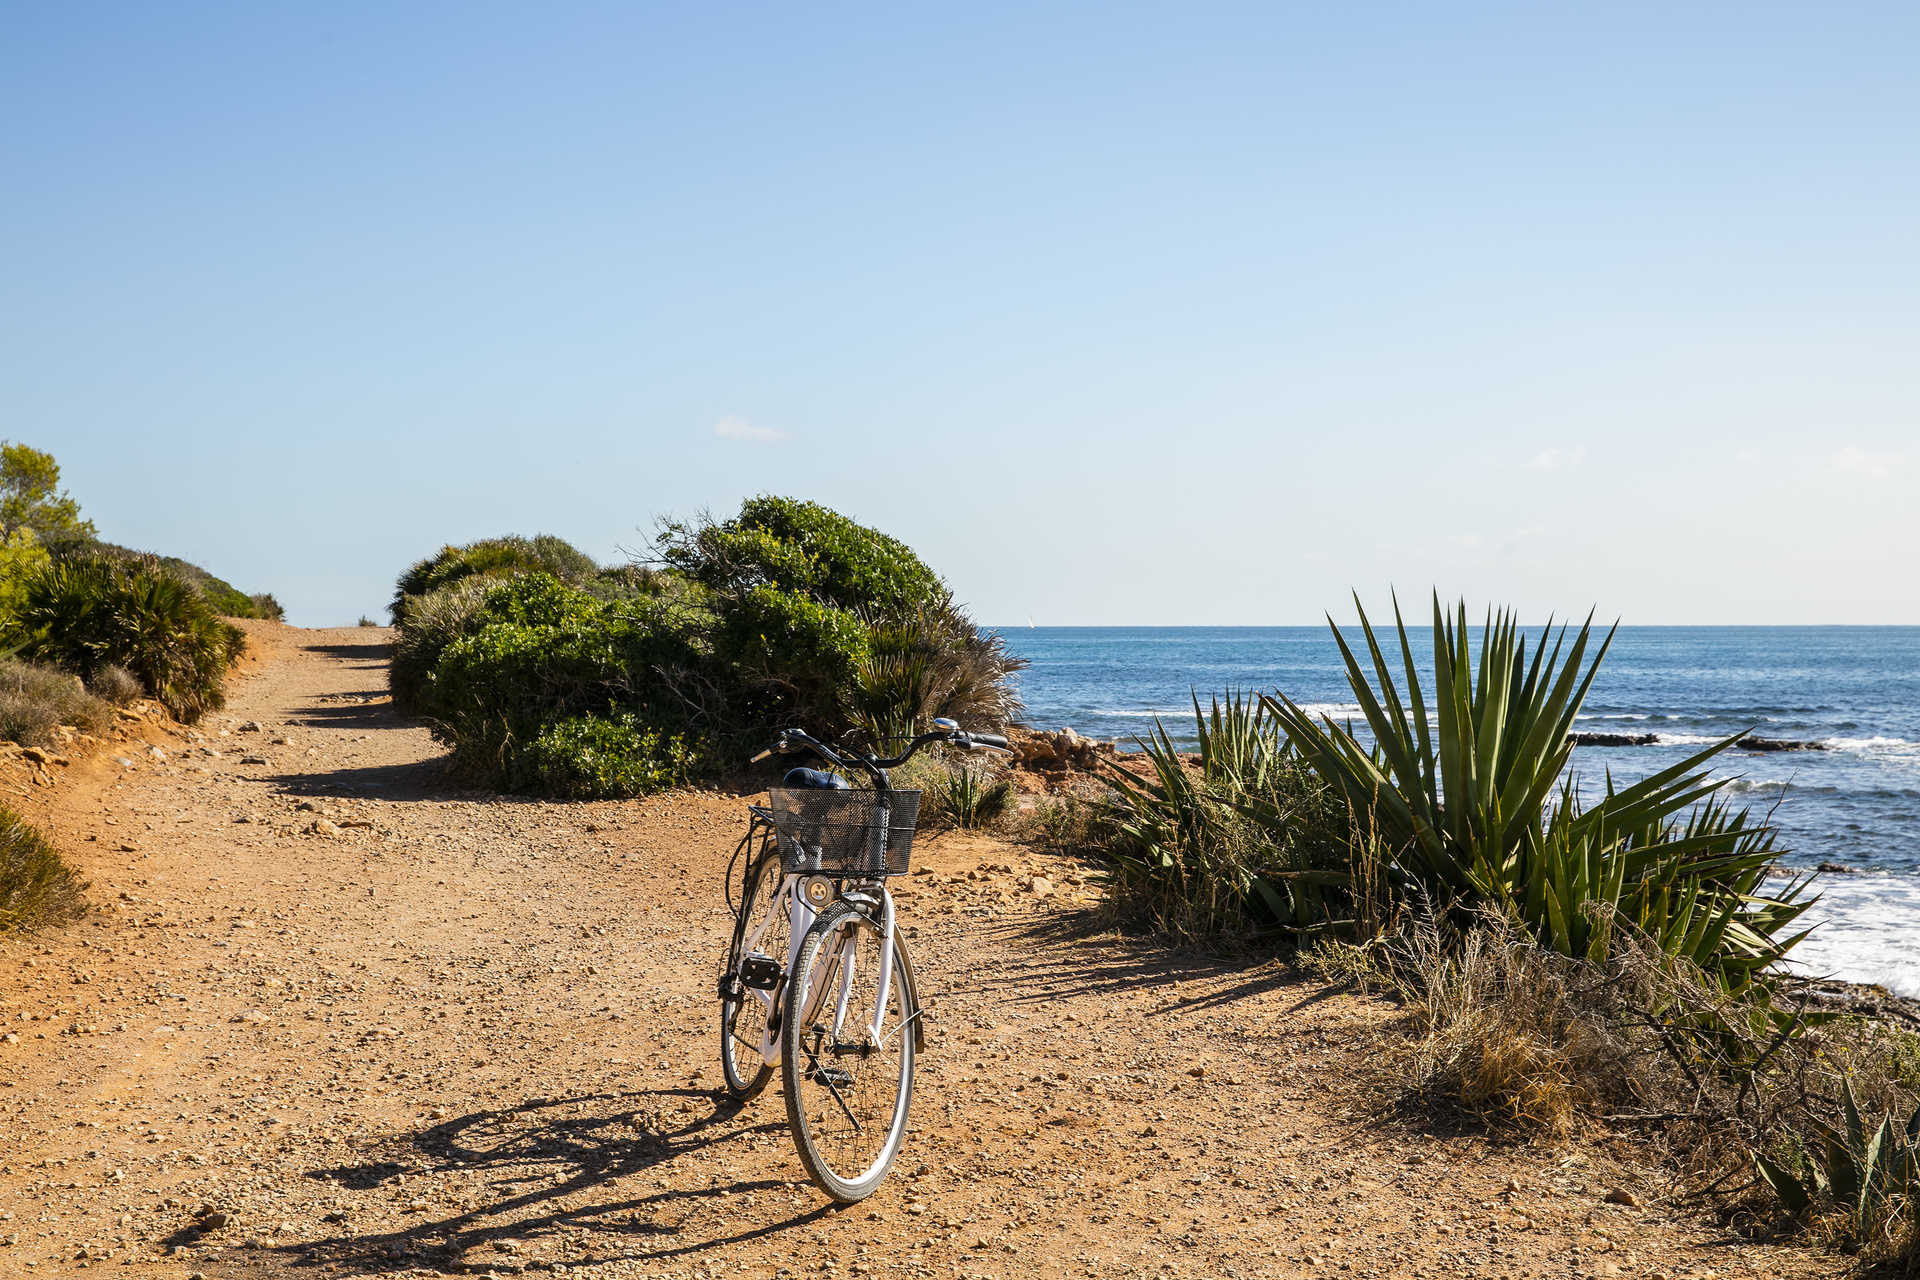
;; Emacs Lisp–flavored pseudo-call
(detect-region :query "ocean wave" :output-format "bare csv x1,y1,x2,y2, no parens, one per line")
1789,872,1920,998
1825,735,1920,753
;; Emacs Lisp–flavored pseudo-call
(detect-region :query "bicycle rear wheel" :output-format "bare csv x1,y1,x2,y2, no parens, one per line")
719,848,789,1100
780,904,916,1202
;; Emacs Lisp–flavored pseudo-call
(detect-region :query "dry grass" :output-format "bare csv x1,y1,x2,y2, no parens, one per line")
0,655,112,746
0,805,85,934
86,663,142,706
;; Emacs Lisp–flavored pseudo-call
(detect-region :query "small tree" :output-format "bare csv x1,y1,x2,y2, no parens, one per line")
0,443,95,552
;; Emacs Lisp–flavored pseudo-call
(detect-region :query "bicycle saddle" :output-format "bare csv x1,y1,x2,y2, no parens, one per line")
782,767,848,790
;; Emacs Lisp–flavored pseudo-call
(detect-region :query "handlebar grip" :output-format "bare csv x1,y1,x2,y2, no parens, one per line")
750,749,773,764
972,733,1010,749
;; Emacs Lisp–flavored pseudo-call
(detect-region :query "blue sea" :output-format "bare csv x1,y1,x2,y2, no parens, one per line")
998,626,1920,996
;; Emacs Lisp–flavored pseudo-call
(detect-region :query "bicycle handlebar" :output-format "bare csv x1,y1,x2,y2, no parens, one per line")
749,725,1011,780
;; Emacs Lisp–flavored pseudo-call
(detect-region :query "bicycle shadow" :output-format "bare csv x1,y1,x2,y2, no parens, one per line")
263,1089,830,1275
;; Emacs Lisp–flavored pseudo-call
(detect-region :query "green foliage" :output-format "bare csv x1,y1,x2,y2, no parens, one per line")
0,442,95,553
521,713,706,799
850,602,1026,754
1100,692,1353,942
388,577,507,714
417,574,709,793
391,534,598,625
18,557,245,722
1755,1080,1920,1257
663,497,1021,750
0,527,52,634
393,501,1022,799
659,496,943,613
922,757,1013,830
0,655,113,745
0,804,84,933
62,542,281,619
1265,594,1813,987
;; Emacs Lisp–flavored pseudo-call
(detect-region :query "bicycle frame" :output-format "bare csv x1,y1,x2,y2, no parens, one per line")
738,872,899,1067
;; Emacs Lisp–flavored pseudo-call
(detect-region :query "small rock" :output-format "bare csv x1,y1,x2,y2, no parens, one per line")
239,754,270,765
296,800,321,811
196,1209,232,1230
236,720,263,732
1026,876,1055,896
145,746,167,761
1818,862,1858,874
305,819,342,837
1603,1187,1639,1207
1186,1065,1207,1079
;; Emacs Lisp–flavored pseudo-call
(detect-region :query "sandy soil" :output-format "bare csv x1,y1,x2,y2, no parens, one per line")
0,625,1847,1279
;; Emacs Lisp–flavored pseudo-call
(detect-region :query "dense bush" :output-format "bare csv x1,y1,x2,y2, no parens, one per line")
0,527,52,632
64,542,283,619
387,577,494,714
391,534,599,625
1099,692,1354,942
0,804,84,933
18,557,245,722
390,500,1023,798
0,656,113,745
522,714,706,799
662,498,1023,749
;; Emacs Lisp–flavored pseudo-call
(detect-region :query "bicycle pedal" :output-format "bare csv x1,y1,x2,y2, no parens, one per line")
740,953,783,990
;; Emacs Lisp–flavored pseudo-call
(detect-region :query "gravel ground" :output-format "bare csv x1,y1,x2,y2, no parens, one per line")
0,624,1847,1279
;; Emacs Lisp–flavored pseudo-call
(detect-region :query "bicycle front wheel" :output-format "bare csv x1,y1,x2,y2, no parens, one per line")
780,905,917,1202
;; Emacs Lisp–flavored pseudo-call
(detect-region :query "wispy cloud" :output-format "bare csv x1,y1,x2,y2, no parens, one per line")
713,416,787,443
1829,445,1903,479
1525,445,1587,473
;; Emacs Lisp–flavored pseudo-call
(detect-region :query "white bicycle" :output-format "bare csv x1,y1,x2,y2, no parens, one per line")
716,720,1008,1202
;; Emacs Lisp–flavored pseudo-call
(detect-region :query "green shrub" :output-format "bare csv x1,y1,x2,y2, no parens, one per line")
391,534,598,625
662,497,1023,749
18,557,245,722
0,804,84,933
60,542,281,619
0,656,113,745
391,501,1023,799
387,577,494,714
660,496,943,613
1099,692,1353,942
521,713,705,798
0,527,52,634
922,757,1013,830
420,574,711,788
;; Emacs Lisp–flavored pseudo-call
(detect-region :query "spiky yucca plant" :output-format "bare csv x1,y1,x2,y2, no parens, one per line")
1265,593,1813,987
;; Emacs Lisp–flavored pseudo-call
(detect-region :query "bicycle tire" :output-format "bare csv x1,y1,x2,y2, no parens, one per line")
719,848,788,1100
780,903,917,1201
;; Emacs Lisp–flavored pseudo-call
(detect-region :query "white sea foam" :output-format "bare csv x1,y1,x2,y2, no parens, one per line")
1789,873,1920,998
1654,733,1723,746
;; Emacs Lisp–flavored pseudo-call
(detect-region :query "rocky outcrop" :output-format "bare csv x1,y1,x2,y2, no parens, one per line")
1569,732,1660,747
1009,726,1115,773
1735,736,1829,752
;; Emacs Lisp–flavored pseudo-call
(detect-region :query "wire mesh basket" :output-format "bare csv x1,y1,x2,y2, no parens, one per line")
766,788,921,877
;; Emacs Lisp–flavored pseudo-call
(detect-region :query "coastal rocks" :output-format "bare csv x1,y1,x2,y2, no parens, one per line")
1735,736,1829,752
1569,732,1659,747
1011,727,1114,773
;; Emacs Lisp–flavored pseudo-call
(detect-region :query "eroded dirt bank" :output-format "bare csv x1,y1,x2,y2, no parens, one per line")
0,625,1843,1279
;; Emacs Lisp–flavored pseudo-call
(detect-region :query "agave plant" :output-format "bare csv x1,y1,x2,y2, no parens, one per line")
1265,593,1815,984
1756,1079,1920,1249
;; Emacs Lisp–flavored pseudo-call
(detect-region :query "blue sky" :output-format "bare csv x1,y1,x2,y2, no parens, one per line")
7,2,1916,626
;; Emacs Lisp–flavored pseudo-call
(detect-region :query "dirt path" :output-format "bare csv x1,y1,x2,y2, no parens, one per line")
0,626,1844,1279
